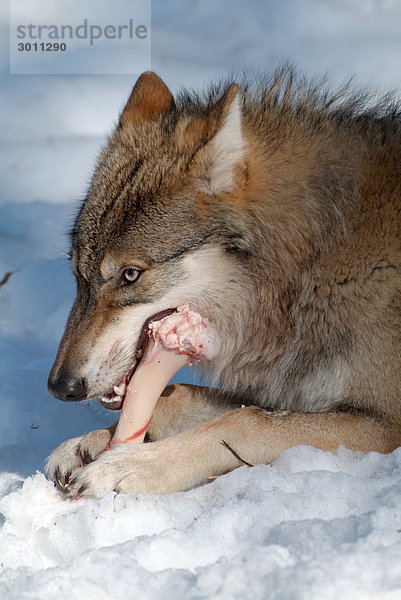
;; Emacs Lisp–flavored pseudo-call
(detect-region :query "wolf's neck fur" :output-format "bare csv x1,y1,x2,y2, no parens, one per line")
214,92,390,405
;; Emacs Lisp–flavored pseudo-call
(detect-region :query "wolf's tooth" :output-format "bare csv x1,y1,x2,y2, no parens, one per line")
100,395,118,404
113,383,126,397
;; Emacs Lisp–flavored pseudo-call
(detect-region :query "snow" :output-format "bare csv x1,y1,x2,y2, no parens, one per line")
1,0,401,598
2,448,401,599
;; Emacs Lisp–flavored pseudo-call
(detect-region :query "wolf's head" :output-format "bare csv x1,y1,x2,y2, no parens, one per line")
48,72,255,407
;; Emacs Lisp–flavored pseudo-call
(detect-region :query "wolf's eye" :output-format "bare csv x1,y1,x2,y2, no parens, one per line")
121,267,140,285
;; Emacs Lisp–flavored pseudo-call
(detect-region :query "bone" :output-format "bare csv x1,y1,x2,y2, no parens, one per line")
109,305,221,448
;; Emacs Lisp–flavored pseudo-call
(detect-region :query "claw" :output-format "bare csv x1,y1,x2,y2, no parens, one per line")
78,484,87,495
65,478,87,500
82,450,93,465
54,467,70,493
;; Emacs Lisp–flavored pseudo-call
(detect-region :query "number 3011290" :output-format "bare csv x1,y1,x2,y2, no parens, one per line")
18,42,67,51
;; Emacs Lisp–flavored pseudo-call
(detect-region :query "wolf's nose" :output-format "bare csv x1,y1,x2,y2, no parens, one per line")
47,374,88,401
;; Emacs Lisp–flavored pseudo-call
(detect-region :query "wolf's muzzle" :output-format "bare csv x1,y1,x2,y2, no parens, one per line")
47,373,88,402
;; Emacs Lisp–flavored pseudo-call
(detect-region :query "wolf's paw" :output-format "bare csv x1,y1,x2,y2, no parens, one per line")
65,442,164,498
46,429,112,492
65,438,201,499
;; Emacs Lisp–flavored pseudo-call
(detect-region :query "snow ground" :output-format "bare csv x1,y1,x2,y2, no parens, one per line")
2,447,401,600
1,1,401,598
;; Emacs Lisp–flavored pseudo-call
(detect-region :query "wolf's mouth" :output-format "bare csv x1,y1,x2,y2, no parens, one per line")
98,308,176,411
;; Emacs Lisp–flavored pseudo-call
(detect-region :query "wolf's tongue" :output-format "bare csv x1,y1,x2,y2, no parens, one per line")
109,305,221,448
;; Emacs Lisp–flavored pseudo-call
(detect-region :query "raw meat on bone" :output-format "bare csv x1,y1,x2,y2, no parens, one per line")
109,304,221,448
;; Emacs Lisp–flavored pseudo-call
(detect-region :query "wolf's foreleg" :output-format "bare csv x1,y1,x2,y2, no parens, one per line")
66,408,401,498
146,383,242,441
46,384,237,489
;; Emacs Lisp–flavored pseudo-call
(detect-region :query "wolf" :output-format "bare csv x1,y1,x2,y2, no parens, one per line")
46,68,401,498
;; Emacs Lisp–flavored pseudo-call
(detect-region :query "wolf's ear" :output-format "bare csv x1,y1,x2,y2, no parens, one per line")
120,72,175,126
185,84,245,194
